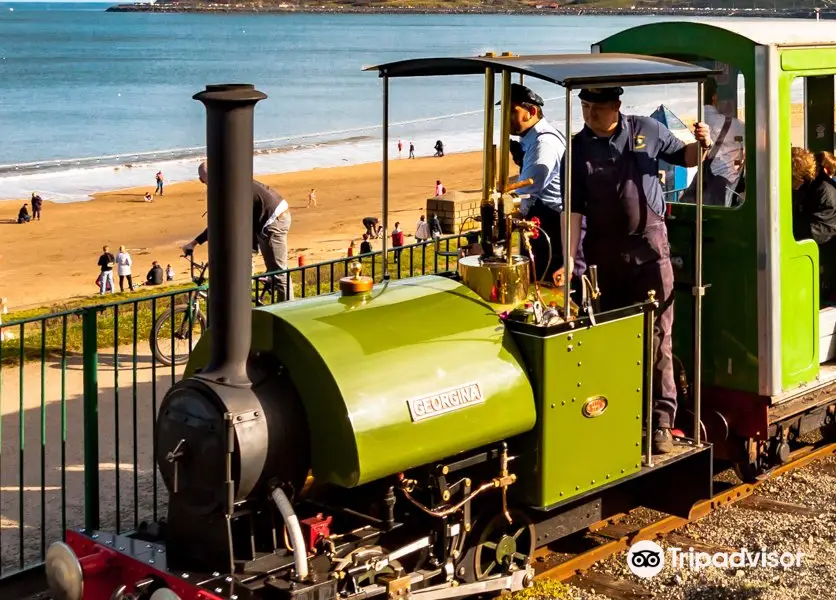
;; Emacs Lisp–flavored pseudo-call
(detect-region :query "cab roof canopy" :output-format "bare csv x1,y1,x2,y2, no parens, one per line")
366,53,720,88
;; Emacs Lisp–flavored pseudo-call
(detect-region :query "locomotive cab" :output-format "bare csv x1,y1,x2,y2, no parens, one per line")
596,21,836,480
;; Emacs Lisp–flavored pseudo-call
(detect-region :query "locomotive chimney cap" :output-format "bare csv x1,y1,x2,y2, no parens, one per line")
193,84,267,104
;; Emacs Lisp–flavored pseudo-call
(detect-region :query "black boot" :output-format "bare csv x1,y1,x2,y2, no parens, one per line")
652,428,673,455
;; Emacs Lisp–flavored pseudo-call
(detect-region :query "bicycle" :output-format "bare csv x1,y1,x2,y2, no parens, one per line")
253,272,288,306
150,254,208,367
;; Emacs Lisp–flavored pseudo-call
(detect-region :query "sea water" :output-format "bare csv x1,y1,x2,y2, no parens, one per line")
0,5,797,202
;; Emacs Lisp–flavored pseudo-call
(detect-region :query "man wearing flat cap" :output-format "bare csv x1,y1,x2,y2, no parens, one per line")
503,83,583,282
556,86,712,455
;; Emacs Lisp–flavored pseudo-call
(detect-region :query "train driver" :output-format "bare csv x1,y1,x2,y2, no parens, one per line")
555,86,712,455
503,83,584,283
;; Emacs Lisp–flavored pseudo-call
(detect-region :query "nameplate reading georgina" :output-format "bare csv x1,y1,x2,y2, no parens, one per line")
407,382,484,422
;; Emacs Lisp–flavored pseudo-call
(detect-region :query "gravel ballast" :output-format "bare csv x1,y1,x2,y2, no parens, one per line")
517,454,836,599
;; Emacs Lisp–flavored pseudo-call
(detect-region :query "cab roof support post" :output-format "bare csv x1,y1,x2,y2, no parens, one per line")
563,87,573,322
498,69,513,261
382,72,390,281
481,67,496,258
693,80,705,447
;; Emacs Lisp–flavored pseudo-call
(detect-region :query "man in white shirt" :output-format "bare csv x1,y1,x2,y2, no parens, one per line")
681,77,745,207
503,83,583,282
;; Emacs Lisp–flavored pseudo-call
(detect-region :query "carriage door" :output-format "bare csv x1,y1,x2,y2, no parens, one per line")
786,73,836,367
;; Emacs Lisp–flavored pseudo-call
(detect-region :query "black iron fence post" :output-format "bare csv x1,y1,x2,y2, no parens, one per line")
82,307,100,530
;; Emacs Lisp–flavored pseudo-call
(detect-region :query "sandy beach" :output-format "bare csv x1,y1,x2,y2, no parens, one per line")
0,102,810,314
0,152,485,311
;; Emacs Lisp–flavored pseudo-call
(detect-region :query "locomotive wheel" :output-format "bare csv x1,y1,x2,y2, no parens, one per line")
472,509,535,580
732,438,770,483
733,460,767,483
820,405,836,439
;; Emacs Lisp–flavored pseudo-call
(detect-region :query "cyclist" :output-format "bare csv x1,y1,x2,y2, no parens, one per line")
182,161,294,302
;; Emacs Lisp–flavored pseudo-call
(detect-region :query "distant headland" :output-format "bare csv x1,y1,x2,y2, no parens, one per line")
104,0,828,17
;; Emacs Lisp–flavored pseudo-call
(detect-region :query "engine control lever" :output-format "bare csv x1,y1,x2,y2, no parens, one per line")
166,439,187,493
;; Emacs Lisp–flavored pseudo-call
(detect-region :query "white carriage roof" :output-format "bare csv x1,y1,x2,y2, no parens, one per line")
689,19,836,47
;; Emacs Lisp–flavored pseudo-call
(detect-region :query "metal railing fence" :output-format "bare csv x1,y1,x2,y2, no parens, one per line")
0,234,461,586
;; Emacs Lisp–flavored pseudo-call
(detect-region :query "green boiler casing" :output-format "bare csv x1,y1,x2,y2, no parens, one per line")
191,275,538,489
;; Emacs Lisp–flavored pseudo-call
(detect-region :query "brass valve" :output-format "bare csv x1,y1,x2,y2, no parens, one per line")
340,261,373,295
513,218,538,234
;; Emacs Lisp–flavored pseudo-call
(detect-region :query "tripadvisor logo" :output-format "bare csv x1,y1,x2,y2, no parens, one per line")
626,540,805,578
627,540,665,578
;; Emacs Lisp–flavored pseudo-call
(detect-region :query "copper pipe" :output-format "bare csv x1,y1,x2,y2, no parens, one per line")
399,481,496,518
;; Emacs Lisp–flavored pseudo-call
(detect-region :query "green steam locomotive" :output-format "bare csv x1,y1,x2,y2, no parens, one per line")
45,19,836,600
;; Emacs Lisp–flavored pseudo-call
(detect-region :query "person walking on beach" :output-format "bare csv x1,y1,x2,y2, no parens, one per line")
434,180,445,196
391,221,404,260
415,214,430,243
98,245,115,295
30,193,42,220
307,188,317,208
409,142,415,159
398,140,403,158
116,246,134,292
155,171,164,195
430,213,442,238
182,161,294,302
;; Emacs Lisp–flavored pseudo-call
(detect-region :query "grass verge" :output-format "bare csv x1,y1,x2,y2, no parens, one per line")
0,237,463,367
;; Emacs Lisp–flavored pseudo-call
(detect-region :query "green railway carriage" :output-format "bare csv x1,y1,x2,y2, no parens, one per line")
595,21,836,479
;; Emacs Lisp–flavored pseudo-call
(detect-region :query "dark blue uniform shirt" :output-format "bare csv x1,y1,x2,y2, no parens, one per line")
565,114,688,240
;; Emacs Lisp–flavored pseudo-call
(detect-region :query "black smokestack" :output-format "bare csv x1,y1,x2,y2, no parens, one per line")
193,84,267,385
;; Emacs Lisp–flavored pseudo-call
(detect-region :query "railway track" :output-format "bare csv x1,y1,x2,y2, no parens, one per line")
527,441,836,598
24,444,836,600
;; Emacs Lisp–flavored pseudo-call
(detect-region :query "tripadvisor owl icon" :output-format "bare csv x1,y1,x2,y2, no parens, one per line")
627,540,665,578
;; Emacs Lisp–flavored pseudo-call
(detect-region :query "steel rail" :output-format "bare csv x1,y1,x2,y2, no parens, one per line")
533,442,836,582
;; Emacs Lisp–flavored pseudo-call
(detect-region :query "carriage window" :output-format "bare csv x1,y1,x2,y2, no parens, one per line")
789,75,835,152
788,75,836,246
653,61,746,209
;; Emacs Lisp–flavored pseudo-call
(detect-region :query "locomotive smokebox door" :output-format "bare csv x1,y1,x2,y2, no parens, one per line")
156,356,311,571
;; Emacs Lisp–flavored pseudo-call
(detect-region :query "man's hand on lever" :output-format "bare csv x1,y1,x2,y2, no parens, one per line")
552,257,574,287
694,121,712,149
683,122,712,167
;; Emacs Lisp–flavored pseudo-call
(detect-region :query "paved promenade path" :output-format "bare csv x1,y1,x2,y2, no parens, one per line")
0,345,187,574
